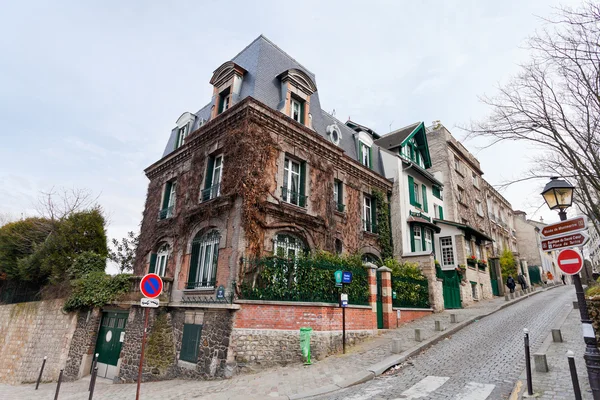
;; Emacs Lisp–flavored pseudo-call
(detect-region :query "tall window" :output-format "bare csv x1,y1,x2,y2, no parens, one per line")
359,141,372,168
274,233,306,259
414,182,421,205
454,156,461,173
475,244,482,260
187,230,220,289
464,239,472,257
413,226,423,252
334,179,344,212
159,181,176,219
424,229,433,252
440,237,454,267
175,125,188,149
218,87,231,114
457,186,465,204
476,200,484,217
472,172,479,188
290,97,304,123
363,195,376,233
282,157,306,207
156,244,169,276
202,155,223,201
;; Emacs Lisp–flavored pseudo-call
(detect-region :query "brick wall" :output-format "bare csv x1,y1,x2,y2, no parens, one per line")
389,308,434,328
0,300,78,384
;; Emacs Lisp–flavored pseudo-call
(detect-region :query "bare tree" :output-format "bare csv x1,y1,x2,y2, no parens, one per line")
108,231,139,273
466,2,600,234
35,187,100,221
0,213,16,228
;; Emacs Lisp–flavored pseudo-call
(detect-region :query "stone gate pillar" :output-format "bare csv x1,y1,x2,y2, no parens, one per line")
377,266,393,329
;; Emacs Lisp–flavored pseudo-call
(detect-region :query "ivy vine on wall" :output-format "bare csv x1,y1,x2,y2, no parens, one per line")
373,190,393,259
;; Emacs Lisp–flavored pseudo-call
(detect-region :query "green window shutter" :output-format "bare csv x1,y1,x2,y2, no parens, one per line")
174,131,180,150
410,226,415,252
299,161,307,207
371,197,377,233
358,143,363,165
432,186,441,199
148,253,157,274
408,176,416,206
439,206,444,220
205,157,215,190
180,324,202,363
162,181,172,209
421,226,426,250
422,185,428,213
368,146,373,169
187,240,201,289
300,101,305,124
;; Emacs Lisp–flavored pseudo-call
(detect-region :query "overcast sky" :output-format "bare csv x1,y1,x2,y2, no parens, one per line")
0,1,582,266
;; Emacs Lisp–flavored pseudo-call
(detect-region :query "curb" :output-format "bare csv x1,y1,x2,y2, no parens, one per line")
291,285,563,400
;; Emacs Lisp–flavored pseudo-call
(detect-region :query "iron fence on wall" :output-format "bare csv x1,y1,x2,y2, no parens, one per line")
391,276,430,309
0,282,41,305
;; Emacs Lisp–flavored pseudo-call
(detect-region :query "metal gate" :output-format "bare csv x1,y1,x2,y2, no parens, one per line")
94,311,128,379
376,271,384,329
441,270,462,309
489,260,500,296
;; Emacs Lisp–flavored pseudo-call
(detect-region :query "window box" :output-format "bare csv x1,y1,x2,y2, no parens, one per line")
466,256,477,266
158,206,174,220
477,260,487,271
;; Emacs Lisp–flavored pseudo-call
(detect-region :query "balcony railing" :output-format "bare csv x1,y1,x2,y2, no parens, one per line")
158,206,174,220
409,210,431,222
281,187,307,207
201,184,221,202
336,202,345,212
362,219,378,234
186,280,216,290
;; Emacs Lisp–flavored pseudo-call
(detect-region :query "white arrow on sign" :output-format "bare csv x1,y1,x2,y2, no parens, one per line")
541,231,590,251
141,297,159,308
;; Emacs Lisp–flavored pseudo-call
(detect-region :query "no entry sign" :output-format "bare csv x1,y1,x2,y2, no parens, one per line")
556,249,583,275
140,274,163,299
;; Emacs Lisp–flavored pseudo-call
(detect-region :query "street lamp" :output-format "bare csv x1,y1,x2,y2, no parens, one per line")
542,177,600,399
541,177,574,221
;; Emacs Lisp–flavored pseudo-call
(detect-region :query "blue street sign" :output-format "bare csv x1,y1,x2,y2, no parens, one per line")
216,285,225,299
341,300,348,307
342,271,353,284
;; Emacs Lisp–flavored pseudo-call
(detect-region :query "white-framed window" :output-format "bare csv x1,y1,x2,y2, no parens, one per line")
440,237,455,267
291,98,303,123
424,229,433,252
283,157,302,206
360,141,371,168
156,244,169,277
212,155,223,196
454,156,461,173
202,155,224,202
363,196,373,232
160,181,177,219
475,244,482,260
414,182,421,205
176,125,188,149
476,200,484,217
472,172,479,188
274,233,305,259
413,226,422,252
187,230,220,289
465,239,472,257
218,87,231,114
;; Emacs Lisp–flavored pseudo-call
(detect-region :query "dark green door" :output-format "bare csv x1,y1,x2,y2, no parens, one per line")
95,311,128,366
376,271,384,329
441,270,462,309
528,266,542,285
489,262,500,296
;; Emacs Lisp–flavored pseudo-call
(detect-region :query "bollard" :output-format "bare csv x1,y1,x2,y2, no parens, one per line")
505,294,509,301
450,314,458,323
415,328,422,342
510,292,515,299
392,338,402,354
552,329,563,343
567,351,582,400
54,369,64,400
534,353,549,372
89,367,98,400
435,320,443,331
573,301,578,309
89,353,99,391
524,328,533,396
36,356,47,390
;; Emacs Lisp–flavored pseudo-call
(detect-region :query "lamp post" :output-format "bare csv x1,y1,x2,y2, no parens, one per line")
542,177,600,399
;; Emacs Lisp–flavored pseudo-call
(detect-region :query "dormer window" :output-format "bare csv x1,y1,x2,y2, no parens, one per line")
359,141,372,168
291,97,304,123
174,112,195,150
176,125,188,149
218,87,231,114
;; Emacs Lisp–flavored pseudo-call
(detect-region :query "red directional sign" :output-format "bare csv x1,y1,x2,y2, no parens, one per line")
140,274,163,299
556,249,583,275
541,231,590,251
541,216,587,238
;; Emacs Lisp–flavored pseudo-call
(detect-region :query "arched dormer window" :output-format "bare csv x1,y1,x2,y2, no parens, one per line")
210,62,246,119
278,69,317,127
174,112,195,150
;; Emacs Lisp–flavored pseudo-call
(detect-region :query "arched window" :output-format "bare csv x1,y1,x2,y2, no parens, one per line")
335,239,343,255
362,253,380,265
187,230,220,289
149,243,170,277
274,233,307,259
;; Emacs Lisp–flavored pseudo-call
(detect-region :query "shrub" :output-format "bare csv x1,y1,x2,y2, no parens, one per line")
63,271,131,311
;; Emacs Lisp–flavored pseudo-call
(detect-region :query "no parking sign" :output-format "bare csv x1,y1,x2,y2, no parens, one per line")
140,274,163,299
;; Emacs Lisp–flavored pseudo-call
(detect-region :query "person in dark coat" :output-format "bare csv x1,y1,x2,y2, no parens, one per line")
507,276,516,293
561,274,566,285
517,274,527,290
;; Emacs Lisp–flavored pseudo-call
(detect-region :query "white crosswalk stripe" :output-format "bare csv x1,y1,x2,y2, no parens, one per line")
453,381,496,400
394,376,449,399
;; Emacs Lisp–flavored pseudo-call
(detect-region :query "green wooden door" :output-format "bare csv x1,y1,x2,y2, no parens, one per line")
95,311,128,366
376,271,384,329
489,262,500,296
441,270,462,309
528,266,542,285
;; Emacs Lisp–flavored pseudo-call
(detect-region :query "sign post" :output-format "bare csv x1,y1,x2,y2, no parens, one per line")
542,232,590,251
540,216,587,238
136,274,163,400
336,270,352,354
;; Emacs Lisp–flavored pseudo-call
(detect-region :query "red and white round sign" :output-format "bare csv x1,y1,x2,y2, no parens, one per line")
557,249,583,275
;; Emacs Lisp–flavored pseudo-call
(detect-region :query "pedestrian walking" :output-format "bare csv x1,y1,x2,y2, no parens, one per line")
517,274,527,290
561,274,566,285
542,271,548,284
507,276,516,293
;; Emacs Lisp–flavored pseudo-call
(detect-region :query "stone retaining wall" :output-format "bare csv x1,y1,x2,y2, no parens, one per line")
63,308,102,381
389,308,434,328
0,300,78,384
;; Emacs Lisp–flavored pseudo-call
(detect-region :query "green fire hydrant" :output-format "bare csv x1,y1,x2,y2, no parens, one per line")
300,327,313,365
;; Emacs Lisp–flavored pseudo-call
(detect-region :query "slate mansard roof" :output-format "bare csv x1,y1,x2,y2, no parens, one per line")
160,35,386,177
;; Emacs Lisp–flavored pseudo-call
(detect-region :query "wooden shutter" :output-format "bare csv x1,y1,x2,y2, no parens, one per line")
299,161,307,207
148,253,157,274
410,226,415,252
187,240,201,289
439,206,444,220
408,176,416,206
174,131,180,151
371,196,377,233
422,185,428,212
180,324,202,363
368,147,373,169
205,156,215,189
162,181,172,209
358,142,363,165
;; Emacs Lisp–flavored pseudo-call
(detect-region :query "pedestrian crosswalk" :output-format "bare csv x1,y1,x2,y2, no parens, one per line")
389,376,496,400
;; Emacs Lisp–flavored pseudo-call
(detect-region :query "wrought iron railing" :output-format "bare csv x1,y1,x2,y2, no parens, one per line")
185,280,216,290
281,187,307,207
362,219,378,234
158,206,174,220
128,276,173,298
201,184,220,202
409,210,431,222
0,283,40,305
392,276,430,308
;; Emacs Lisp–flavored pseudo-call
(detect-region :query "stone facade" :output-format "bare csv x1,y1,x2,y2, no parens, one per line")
63,308,102,381
0,300,78,384
402,253,444,312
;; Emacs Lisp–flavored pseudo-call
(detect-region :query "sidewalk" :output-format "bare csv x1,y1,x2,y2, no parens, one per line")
511,296,593,399
0,286,556,400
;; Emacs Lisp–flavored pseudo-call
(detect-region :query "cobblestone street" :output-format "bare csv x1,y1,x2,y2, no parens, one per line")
0,286,573,399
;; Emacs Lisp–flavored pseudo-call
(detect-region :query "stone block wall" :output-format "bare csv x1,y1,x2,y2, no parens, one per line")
0,300,78,384
402,253,444,312
63,308,102,381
